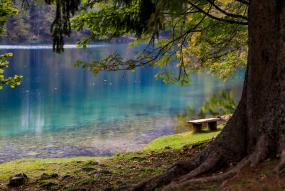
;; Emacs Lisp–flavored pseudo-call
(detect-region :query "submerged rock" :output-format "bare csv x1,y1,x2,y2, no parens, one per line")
8,173,28,187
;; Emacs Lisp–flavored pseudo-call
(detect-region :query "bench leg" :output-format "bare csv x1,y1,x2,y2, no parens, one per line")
208,121,217,131
192,123,202,133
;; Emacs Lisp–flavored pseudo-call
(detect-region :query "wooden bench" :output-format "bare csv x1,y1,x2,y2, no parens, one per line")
188,117,220,133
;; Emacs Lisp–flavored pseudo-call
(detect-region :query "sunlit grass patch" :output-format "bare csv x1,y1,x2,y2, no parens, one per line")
0,127,222,190
0,156,107,181
144,125,223,151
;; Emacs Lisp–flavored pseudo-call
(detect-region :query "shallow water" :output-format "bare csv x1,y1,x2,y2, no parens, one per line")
0,43,244,162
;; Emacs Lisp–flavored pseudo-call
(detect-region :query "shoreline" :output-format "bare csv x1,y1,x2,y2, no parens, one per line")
0,129,220,190
1,127,284,191
0,115,179,163
0,126,221,164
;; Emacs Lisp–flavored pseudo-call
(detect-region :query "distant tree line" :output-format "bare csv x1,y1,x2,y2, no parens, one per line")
0,0,87,44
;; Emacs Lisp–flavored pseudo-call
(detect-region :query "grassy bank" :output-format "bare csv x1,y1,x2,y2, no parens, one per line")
0,129,221,190
1,127,283,191
0,127,285,191
144,129,221,151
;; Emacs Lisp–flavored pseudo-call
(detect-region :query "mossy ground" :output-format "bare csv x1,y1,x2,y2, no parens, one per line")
0,127,284,191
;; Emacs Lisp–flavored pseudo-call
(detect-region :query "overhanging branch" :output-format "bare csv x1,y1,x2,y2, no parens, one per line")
206,0,248,21
187,0,248,25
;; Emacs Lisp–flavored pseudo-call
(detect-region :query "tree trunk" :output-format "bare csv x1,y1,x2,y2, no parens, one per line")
246,0,285,157
131,0,285,190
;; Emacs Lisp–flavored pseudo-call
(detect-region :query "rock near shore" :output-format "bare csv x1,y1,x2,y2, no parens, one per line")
8,173,28,187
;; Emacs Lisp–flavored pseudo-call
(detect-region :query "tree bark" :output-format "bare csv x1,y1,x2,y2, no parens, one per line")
246,0,285,155
131,0,285,190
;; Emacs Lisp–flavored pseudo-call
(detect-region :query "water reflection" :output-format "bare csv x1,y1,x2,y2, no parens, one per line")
0,43,244,162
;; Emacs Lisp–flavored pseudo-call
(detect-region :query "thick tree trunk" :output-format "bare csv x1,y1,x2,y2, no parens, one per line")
245,0,285,156
131,0,285,190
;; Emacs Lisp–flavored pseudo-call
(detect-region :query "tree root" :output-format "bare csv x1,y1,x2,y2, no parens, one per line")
273,149,285,175
162,157,250,191
161,135,270,191
130,158,204,191
132,134,271,191
175,152,221,181
249,135,269,167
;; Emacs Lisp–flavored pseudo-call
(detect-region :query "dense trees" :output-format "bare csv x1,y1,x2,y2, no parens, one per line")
2,1,44,43
1,1,83,45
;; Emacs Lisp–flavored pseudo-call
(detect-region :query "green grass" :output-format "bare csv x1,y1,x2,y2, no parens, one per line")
0,157,107,181
0,128,222,181
2,126,284,191
0,128,222,190
144,127,222,151
0,145,210,191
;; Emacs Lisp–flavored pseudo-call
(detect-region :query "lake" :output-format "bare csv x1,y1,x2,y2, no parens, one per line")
0,43,244,162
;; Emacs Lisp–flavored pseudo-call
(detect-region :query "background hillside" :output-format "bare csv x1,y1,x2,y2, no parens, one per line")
0,1,133,45
0,0,88,44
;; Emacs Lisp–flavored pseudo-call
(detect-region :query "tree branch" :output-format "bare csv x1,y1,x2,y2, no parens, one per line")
236,0,249,5
206,0,248,21
187,0,248,25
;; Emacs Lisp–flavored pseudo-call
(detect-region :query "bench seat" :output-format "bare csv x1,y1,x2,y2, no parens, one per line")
188,117,220,133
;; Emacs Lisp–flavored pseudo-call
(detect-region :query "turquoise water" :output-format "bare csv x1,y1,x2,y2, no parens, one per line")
0,44,244,162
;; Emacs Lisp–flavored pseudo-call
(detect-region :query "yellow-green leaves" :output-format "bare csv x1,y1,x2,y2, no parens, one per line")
0,1,22,91
72,0,248,84
0,0,17,34
0,53,23,91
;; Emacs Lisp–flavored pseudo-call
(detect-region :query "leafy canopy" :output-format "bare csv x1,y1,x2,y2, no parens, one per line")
71,0,248,84
0,0,248,90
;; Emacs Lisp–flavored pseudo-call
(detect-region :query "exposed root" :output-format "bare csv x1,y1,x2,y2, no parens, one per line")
273,149,285,175
175,152,221,181
249,135,269,167
130,158,203,191
130,137,272,191
162,135,270,191
162,157,250,191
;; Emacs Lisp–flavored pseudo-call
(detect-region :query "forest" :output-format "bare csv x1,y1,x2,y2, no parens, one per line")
0,0,131,44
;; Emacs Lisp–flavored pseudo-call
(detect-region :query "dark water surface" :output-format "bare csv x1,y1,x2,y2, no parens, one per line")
0,44,244,162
